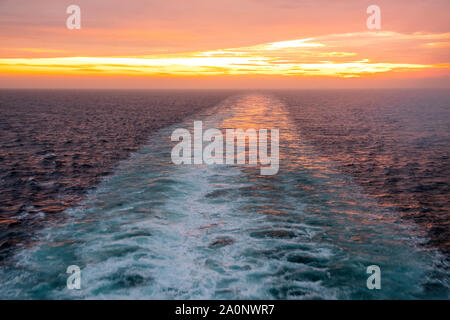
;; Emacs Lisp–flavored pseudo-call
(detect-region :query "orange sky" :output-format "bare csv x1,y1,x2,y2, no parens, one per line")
0,0,449,88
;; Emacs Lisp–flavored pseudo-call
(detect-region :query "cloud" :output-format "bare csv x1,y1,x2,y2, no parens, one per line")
1,32,447,78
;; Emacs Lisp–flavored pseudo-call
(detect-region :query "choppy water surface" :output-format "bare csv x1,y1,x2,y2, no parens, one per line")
281,90,450,256
0,93,448,299
0,90,231,258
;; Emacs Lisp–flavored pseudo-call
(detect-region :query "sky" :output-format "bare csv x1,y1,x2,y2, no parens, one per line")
0,0,449,89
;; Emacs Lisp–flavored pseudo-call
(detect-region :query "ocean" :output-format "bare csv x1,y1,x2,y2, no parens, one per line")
0,89,448,299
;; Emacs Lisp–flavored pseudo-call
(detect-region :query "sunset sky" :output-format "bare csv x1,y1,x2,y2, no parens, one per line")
0,0,449,88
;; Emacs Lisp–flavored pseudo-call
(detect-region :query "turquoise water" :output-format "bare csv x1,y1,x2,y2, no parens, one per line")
0,93,448,299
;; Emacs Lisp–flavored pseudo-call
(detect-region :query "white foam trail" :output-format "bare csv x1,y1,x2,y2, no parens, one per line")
0,94,447,299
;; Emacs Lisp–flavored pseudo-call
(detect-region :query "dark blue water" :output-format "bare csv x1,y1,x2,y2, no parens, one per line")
0,90,448,299
281,89,450,256
0,90,231,259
